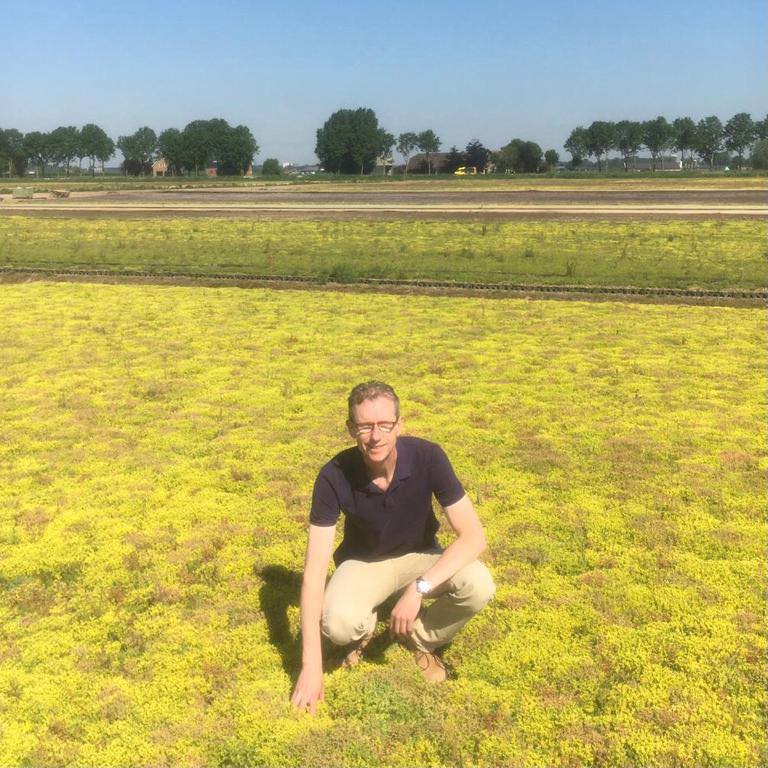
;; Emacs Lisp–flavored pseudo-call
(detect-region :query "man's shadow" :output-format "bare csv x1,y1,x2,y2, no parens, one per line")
257,565,399,682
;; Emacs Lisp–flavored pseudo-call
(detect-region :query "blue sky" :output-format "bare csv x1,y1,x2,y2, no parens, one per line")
3,0,765,163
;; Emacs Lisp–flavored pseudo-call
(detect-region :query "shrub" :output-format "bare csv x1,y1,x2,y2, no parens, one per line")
261,158,281,176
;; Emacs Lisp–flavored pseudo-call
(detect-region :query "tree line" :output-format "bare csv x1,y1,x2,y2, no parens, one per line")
314,108,560,175
0,118,258,177
4,109,766,178
564,113,767,171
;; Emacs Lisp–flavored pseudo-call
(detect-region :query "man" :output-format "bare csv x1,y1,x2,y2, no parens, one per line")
290,381,495,714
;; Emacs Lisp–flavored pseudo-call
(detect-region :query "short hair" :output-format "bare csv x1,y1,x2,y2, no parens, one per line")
347,381,400,422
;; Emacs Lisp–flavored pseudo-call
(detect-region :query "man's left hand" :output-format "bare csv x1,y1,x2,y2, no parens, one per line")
389,584,422,639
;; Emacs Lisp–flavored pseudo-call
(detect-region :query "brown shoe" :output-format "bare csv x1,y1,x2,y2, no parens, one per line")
342,633,374,668
410,644,448,683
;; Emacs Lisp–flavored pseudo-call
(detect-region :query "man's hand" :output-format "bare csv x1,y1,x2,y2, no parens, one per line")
389,583,423,639
291,664,324,715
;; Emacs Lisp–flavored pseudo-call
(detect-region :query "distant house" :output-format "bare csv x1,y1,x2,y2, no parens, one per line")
283,164,322,175
392,152,452,174
624,155,683,171
207,161,254,177
152,157,254,177
372,153,394,175
151,157,169,177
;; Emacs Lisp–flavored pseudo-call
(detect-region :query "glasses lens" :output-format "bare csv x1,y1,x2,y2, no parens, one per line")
355,421,395,435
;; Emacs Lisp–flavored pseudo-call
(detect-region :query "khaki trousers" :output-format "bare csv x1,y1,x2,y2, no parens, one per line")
321,550,495,653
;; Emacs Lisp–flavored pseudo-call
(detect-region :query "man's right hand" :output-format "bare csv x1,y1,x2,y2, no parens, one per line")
291,664,324,715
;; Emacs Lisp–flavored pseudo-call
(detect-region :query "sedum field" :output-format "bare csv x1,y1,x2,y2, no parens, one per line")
0,282,764,767
1,216,766,290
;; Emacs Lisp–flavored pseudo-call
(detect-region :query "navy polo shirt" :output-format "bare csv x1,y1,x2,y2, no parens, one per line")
310,435,465,566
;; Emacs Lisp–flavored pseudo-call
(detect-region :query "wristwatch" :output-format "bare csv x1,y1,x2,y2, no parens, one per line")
415,577,433,596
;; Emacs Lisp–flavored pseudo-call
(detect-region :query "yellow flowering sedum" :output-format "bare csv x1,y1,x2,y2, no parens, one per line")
0,283,764,767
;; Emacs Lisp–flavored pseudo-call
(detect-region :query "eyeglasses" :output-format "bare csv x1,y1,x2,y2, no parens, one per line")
351,421,398,436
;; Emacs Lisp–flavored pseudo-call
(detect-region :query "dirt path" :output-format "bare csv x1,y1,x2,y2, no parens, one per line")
1,203,764,219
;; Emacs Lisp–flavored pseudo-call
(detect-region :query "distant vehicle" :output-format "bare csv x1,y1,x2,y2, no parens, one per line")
454,166,477,176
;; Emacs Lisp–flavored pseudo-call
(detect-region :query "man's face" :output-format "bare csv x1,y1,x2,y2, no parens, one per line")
348,396,402,466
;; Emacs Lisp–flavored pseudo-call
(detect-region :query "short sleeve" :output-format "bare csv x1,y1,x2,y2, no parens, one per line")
309,471,341,526
428,443,465,508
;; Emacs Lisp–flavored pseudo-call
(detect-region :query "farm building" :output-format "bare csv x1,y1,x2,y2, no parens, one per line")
152,158,254,177
151,158,169,177
395,152,452,174
623,155,683,171
372,153,394,175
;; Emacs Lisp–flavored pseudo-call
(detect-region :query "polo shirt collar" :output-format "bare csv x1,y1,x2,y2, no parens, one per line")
352,437,413,493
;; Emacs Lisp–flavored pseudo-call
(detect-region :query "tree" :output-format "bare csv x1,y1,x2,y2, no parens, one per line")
416,130,440,174
754,115,768,141
543,149,559,171
81,123,114,174
2,129,26,176
493,139,541,173
695,116,724,169
96,134,116,173
165,119,258,176
614,120,644,170
315,108,382,174
564,127,589,168
491,141,519,173
47,126,79,175
218,123,258,175
262,158,281,175
23,131,50,176
586,121,615,171
517,140,543,173
751,139,768,169
643,116,673,170
397,132,418,175
444,146,465,174
179,120,214,175
158,128,184,175
376,129,395,172
724,112,755,169
672,117,698,168
117,127,157,174
0,130,8,169
464,139,489,173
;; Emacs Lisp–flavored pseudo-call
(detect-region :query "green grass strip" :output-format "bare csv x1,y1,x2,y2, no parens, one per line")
1,216,766,290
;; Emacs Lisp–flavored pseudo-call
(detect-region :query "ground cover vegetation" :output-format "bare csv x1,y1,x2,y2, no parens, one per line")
1,217,765,291
0,283,764,766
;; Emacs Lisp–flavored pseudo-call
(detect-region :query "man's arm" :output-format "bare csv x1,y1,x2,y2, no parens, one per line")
290,523,335,714
389,493,487,639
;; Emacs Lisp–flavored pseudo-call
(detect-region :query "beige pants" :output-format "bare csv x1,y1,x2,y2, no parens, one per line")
321,550,495,653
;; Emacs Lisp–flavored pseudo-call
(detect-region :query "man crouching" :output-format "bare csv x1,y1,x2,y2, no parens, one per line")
291,381,495,714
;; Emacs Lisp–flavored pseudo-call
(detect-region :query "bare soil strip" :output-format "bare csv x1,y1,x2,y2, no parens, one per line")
1,187,765,219
2,203,765,219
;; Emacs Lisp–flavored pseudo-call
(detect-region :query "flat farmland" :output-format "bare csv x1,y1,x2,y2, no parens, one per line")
0,283,764,767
